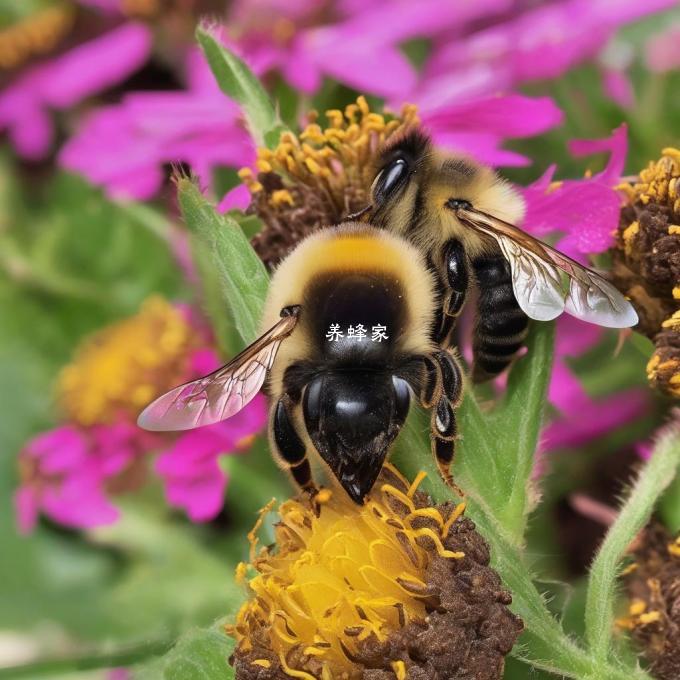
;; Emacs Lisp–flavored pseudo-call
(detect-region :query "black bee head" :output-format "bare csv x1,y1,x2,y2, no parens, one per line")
303,372,410,503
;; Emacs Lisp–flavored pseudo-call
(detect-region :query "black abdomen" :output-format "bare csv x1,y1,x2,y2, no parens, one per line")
305,272,406,366
472,255,529,382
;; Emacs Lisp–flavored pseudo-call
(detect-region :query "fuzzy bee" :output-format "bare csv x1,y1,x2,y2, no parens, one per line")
367,129,638,381
139,225,462,503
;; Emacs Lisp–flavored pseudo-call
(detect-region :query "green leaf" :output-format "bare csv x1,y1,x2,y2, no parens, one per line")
196,24,286,149
458,321,554,546
157,625,235,680
585,423,680,668
393,321,653,680
177,177,269,346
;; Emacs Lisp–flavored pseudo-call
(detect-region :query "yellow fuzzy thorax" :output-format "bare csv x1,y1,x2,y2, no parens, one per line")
238,96,419,208
56,296,197,426
229,465,466,679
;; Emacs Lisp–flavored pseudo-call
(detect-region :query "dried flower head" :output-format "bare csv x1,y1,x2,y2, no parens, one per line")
618,523,680,680
243,96,419,268
613,148,680,397
228,465,522,679
57,296,200,426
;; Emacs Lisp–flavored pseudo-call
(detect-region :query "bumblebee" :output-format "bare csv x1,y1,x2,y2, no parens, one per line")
138,225,462,503
367,129,638,381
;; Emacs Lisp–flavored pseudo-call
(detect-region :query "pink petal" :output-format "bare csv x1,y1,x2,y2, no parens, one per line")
218,184,251,213
423,95,563,137
646,24,680,72
543,389,648,451
602,68,635,109
43,23,152,108
14,487,40,535
568,124,628,183
165,469,227,522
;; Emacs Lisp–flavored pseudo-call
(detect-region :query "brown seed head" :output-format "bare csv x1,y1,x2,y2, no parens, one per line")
618,523,680,680
228,466,523,679
613,149,680,397
242,96,420,268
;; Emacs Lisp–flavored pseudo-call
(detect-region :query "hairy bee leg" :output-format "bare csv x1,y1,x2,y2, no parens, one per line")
271,396,317,495
415,350,465,496
471,254,529,383
431,398,464,497
443,238,469,317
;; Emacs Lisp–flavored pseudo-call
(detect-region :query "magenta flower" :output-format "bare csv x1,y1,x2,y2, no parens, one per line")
420,94,563,167
542,317,649,453
155,395,267,522
514,126,650,457
15,424,140,533
227,0,506,99
14,301,267,532
0,22,151,160
645,22,680,73
417,0,678,107
59,51,255,200
523,125,627,260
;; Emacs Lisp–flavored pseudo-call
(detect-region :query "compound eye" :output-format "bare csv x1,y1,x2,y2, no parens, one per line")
374,158,408,202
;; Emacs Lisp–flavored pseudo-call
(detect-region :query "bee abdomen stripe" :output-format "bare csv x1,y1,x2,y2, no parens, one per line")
475,330,528,347
475,356,512,377
478,307,528,336
474,339,524,358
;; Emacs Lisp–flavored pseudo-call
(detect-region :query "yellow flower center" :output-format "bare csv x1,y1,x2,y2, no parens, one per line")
229,466,466,679
56,296,198,426
0,3,75,70
240,96,419,212
617,147,680,214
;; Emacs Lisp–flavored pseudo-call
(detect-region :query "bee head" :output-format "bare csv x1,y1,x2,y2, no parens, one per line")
369,127,432,226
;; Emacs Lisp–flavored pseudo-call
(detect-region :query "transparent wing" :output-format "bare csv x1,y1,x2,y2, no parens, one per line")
137,312,299,431
454,206,638,328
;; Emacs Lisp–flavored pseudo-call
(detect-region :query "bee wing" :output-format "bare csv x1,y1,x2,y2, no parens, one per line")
137,312,299,431
455,206,638,328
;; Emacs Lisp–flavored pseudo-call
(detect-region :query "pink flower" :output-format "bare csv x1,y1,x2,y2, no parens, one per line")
0,23,151,160
155,396,268,522
420,94,564,167
516,128,650,456
523,125,627,260
14,423,147,533
542,317,649,452
645,23,680,73
59,51,255,200
228,0,506,99
14,306,267,532
417,0,677,107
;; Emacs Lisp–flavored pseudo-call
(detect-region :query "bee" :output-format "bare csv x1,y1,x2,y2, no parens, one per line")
138,225,462,504
367,128,639,381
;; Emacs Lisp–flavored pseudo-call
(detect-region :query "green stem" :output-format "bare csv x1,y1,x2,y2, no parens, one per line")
114,201,172,244
0,636,173,678
585,425,680,667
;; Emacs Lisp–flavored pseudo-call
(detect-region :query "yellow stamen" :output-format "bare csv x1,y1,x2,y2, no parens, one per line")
230,465,466,678
56,297,199,426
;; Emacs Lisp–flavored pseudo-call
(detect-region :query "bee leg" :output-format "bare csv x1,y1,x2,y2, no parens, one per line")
471,254,529,383
271,395,317,496
442,238,469,318
431,397,464,498
414,350,465,496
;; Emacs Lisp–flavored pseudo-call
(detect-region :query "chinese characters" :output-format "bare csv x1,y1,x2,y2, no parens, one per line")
325,324,389,342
